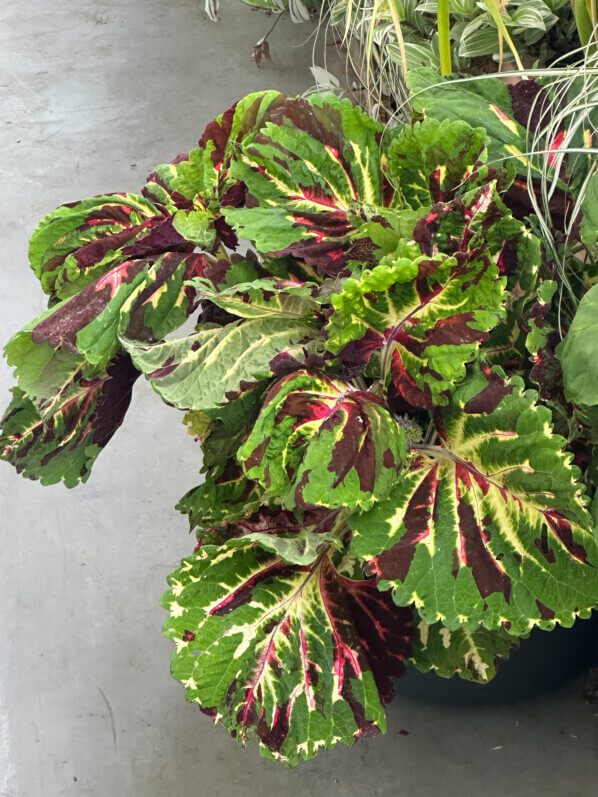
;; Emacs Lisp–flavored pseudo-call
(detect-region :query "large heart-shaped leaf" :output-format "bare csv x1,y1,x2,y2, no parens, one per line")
162,538,413,766
557,284,598,409
350,364,597,634
238,371,407,510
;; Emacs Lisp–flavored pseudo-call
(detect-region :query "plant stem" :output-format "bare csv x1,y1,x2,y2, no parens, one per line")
388,0,408,80
483,0,524,70
437,0,452,77
256,9,285,47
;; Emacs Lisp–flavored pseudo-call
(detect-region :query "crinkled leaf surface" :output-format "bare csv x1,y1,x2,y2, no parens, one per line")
410,620,518,683
0,356,138,487
238,371,407,511
350,365,598,634
483,228,542,368
4,330,93,421
162,538,413,766
177,467,264,542
407,69,529,174
326,240,505,407
225,507,343,566
385,118,488,209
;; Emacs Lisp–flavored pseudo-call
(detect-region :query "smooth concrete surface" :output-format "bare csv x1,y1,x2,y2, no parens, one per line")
0,2,597,795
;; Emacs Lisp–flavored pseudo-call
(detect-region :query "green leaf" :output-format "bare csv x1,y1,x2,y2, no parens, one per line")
225,507,344,565
385,118,489,209
580,172,598,247
4,329,92,421
121,316,322,411
238,371,407,511
410,620,519,682
482,226,542,368
407,68,529,174
162,538,413,766
349,364,598,635
557,283,598,408
458,20,501,58
172,209,216,248
177,469,263,542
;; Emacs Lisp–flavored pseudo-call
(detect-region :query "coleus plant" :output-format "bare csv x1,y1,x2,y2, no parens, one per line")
2,88,598,766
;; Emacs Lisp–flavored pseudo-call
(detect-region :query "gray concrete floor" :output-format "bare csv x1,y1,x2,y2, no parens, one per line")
0,1,597,795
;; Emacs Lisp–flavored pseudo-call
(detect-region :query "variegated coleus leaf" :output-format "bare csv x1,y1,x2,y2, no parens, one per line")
29,194,192,301
29,251,206,368
238,371,407,511
177,465,264,543
121,314,324,412
413,180,526,265
225,508,344,566
4,330,96,422
385,118,489,210
1,251,206,485
186,504,345,565
525,281,570,429
223,94,419,276
482,227,542,370
325,239,505,408
162,538,414,766
143,91,288,249
410,620,519,683
5,252,207,420
349,364,598,635
0,356,138,487
191,276,322,320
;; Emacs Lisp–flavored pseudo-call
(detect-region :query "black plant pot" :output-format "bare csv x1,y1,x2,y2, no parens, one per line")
395,613,598,707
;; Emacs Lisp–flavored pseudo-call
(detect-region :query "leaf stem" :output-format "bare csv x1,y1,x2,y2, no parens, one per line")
437,0,452,77
482,0,525,71
388,0,408,80
256,9,285,46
